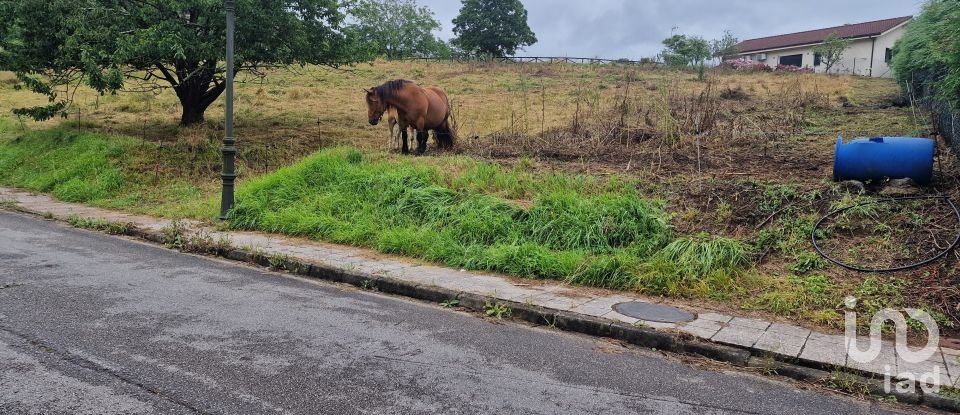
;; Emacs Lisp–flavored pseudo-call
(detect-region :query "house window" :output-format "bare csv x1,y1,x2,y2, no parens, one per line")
885,48,893,63
779,54,803,67
814,53,822,66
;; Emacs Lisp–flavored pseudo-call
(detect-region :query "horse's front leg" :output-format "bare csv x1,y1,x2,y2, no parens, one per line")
415,130,428,156
401,128,409,155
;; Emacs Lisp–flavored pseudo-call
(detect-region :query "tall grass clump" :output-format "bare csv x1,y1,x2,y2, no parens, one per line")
635,233,751,298
229,147,690,290
0,127,130,203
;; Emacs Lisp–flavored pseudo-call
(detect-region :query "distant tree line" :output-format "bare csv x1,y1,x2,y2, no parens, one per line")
659,30,740,80
0,0,539,126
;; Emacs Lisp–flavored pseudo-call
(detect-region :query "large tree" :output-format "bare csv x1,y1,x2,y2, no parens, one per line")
451,0,537,56
0,0,366,126
711,30,739,62
661,34,712,67
813,33,851,74
351,0,449,59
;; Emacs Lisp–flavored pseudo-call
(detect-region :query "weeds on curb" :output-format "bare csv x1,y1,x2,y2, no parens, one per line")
185,230,232,255
269,253,290,270
161,220,188,249
755,354,779,376
160,220,232,255
483,301,512,319
824,370,871,397
440,299,461,308
66,215,133,235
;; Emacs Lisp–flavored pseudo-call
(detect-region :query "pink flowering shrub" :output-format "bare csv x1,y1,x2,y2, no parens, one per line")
722,58,773,72
774,64,815,73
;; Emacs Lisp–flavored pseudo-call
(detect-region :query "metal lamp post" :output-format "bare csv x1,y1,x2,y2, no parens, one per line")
219,0,237,220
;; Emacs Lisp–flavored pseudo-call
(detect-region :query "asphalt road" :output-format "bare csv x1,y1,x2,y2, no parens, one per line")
0,211,925,414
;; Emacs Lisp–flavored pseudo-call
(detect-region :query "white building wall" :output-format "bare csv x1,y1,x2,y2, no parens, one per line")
871,25,906,78
827,39,875,76
737,24,907,78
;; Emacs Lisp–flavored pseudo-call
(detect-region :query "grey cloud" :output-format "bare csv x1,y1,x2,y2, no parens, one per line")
418,0,922,58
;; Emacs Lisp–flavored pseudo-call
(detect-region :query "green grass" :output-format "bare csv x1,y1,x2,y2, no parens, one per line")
229,147,685,289
65,215,133,235
0,127,129,203
634,233,751,299
0,122,217,218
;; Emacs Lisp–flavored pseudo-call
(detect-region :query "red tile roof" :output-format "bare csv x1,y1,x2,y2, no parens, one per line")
736,16,912,54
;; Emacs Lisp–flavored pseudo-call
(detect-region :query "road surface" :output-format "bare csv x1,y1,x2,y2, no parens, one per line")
0,211,922,414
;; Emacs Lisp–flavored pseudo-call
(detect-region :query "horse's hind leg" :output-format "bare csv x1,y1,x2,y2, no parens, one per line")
415,130,428,155
401,128,409,155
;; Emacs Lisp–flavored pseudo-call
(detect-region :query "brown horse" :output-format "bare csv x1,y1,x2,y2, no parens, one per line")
365,80,457,155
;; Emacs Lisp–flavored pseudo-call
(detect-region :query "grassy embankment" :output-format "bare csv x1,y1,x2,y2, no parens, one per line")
0,61,952,333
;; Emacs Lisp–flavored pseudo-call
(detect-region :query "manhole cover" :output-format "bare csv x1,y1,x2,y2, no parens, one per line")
612,302,696,323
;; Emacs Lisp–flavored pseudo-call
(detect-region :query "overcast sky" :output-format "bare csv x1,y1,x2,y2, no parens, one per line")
418,0,923,58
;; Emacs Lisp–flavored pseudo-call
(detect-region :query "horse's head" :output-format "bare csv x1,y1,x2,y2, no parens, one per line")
364,88,386,126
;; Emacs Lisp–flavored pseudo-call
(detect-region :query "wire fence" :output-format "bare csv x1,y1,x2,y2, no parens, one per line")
907,71,959,155
394,56,658,66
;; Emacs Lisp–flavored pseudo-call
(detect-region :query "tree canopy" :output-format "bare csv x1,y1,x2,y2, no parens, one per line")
661,34,711,67
711,30,739,60
451,0,537,56
351,0,450,59
0,0,367,126
813,33,850,74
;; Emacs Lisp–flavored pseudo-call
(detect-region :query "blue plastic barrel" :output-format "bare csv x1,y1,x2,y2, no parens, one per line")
833,136,935,185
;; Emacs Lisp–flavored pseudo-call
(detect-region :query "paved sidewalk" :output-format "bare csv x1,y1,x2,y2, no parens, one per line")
2,187,957,389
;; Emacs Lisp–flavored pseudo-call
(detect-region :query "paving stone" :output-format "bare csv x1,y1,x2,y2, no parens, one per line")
846,339,897,376
943,347,960,357
727,317,771,330
799,338,847,367
526,292,592,312
696,312,733,324
685,317,724,329
766,323,811,338
942,349,960,388
806,332,846,343
612,302,695,323
711,325,766,348
407,268,481,288
680,324,721,339
602,310,639,325
680,318,725,340
638,320,678,330
570,296,641,318
897,351,950,387
753,332,808,358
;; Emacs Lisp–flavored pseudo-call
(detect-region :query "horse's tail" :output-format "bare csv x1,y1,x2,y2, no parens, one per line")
435,100,459,150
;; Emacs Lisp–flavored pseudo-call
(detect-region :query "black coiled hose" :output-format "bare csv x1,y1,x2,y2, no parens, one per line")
811,196,960,273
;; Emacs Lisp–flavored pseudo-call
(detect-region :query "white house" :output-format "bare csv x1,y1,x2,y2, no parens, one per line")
734,16,911,78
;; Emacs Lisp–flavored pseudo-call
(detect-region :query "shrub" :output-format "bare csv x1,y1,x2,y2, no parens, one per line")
893,0,960,108
775,64,814,74
723,58,773,72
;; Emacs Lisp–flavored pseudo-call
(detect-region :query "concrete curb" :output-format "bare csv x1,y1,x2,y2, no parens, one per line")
9,207,960,412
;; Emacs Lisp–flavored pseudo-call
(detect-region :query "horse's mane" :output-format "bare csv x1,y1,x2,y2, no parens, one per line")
374,79,412,99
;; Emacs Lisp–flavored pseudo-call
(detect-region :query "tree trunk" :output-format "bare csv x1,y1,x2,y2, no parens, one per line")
180,99,208,126
172,61,226,127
